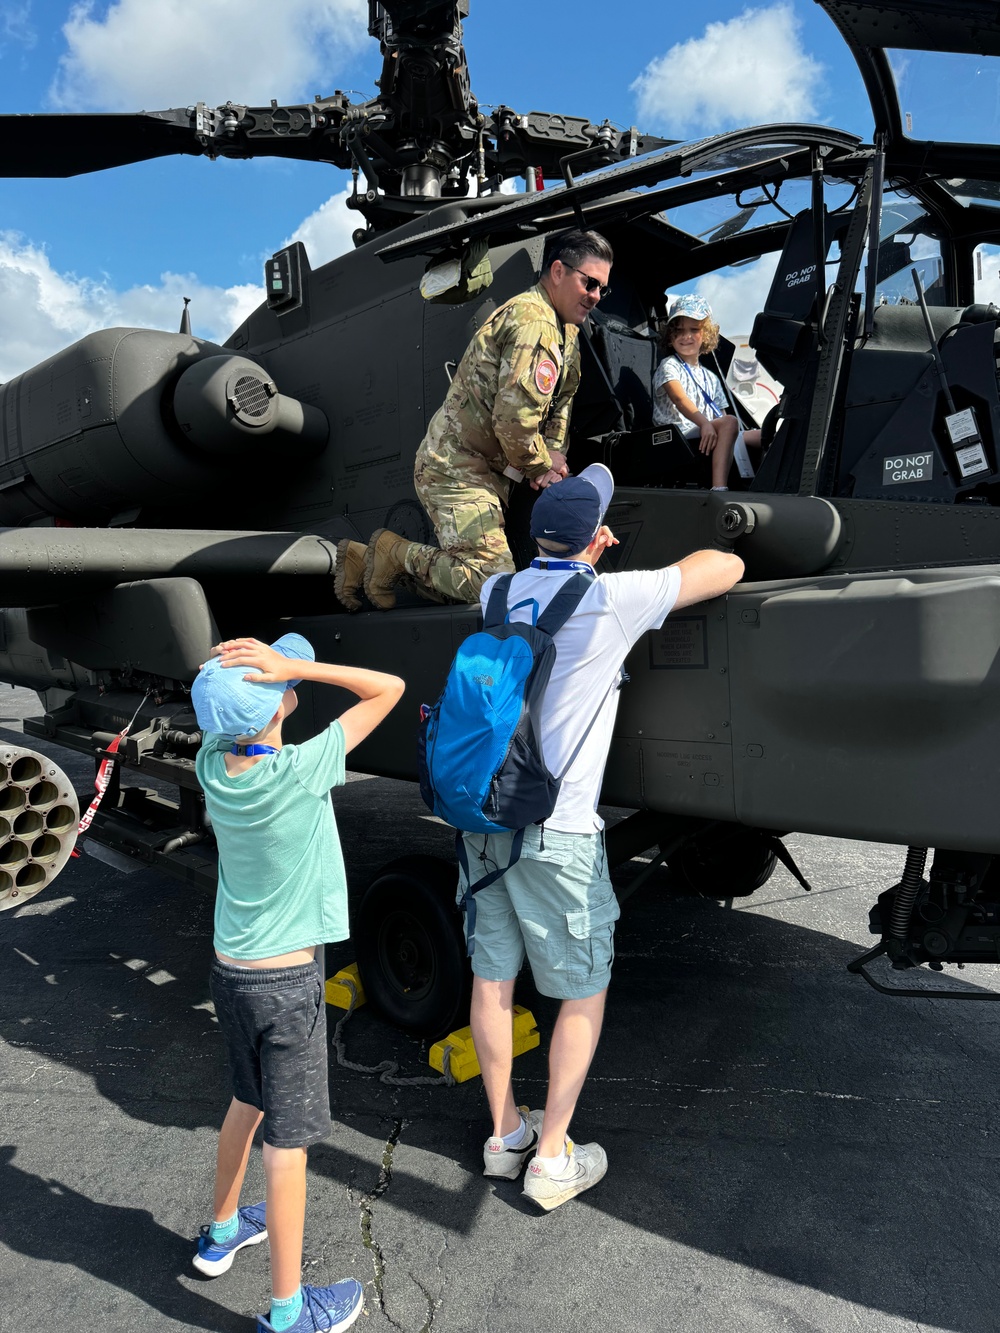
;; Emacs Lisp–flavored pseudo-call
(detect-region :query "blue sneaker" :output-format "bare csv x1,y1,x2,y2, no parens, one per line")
192,1201,268,1276
256,1279,365,1332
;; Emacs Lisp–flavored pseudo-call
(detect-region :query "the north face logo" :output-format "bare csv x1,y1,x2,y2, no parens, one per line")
472,674,494,687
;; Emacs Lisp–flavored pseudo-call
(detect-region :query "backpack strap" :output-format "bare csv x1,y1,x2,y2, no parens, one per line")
535,571,594,637
483,573,514,629
552,672,621,782
487,569,592,636
456,828,526,957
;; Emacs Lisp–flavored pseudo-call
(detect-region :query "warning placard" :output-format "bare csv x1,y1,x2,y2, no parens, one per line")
649,616,708,669
883,452,933,485
955,441,990,479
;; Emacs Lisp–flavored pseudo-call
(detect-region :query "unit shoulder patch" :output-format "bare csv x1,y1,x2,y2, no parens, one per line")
534,358,558,395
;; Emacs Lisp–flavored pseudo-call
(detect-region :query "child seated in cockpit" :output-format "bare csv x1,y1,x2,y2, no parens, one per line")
653,294,760,491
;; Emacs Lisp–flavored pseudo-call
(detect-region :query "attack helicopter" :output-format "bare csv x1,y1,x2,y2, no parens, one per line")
3,0,1000,1033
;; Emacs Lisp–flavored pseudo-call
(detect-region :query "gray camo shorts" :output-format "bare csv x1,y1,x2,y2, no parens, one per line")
210,957,330,1149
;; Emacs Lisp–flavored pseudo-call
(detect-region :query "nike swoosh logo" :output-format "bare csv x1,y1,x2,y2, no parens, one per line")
543,528,558,533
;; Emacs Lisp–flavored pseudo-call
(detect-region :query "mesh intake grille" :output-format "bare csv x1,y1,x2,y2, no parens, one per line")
233,375,270,418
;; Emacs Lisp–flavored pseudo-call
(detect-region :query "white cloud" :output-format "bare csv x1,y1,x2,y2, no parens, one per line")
632,3,823,137
680,252,781,339
1,3,35,47
975,245,1000,307
283,185,358,269
116,273,264,343
888,52,910,103
50,0,368,112
0,232,263,382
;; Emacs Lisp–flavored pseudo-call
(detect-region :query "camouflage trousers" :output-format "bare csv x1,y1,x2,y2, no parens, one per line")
405,448,515,605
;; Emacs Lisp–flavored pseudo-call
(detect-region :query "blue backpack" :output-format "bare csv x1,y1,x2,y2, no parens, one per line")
418,570,594,948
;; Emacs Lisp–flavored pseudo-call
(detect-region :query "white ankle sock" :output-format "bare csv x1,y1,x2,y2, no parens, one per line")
501,1114,527,1148
711,485,729,491
534,1147,569,1175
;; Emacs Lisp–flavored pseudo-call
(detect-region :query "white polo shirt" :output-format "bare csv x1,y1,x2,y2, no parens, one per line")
481,562,682,833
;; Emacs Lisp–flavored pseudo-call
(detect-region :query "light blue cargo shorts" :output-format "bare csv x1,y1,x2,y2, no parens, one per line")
458,825,620,999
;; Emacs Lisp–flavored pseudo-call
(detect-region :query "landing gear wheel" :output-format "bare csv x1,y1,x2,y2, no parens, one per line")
354,855,469,1039
667,829,777,898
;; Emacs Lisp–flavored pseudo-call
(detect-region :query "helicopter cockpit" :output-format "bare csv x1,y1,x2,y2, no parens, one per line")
378,0,1000,522
427,154,1000,515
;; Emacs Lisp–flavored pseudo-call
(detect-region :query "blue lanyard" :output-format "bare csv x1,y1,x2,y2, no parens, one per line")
530,559,596,576
680,361,722,418
231,743,278,756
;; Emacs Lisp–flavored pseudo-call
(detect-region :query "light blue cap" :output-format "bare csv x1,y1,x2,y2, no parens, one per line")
191,632,314,739
666,293,712,322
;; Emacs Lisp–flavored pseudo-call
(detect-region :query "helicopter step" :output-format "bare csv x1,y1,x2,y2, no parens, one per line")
848,846,1000,999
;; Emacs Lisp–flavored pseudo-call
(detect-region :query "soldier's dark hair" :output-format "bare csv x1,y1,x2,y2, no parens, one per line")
543,229,614,273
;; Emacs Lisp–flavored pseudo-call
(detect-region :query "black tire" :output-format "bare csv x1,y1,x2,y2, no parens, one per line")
354,855,469,1039
667,829,778,898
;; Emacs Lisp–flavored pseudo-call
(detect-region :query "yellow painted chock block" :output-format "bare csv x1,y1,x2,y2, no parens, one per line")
429,1005,539,1083
325,963,366,1011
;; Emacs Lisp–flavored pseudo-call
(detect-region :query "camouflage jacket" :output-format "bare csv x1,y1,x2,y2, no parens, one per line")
422,283,581,481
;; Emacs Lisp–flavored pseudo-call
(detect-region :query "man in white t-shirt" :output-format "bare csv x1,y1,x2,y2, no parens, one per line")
463,462,744,1210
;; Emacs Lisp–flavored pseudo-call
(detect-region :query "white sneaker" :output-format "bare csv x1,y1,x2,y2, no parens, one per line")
483,1107,543,1179
522,1139,607,1211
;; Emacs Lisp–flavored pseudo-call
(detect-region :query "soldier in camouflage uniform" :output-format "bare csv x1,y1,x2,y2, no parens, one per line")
334,229,613,610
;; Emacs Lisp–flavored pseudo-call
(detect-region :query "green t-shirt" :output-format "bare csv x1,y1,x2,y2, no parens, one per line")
195,721,349,960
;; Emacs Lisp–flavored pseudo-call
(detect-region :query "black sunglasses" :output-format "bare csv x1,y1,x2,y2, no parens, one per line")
563,264,611,300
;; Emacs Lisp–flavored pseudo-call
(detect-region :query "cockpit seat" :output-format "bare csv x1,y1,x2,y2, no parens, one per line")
749,207,826,400
749,206,842,493
573,309,657,438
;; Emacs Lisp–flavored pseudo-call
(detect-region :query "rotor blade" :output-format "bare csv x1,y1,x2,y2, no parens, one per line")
0,110,205,177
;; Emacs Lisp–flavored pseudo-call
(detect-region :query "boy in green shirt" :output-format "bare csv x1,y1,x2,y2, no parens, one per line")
190,632,404,1333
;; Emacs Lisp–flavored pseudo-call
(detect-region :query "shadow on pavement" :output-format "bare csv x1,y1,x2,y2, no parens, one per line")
0,1146,247,1330
326,878,1000,1333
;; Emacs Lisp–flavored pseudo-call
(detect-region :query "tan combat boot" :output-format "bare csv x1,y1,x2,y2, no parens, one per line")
335,539,367,611
363,529,411,610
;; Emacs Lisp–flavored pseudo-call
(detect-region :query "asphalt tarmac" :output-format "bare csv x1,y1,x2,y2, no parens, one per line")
3,683,1000,1333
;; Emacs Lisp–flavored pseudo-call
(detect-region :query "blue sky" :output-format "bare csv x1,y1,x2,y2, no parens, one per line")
0,0,945,379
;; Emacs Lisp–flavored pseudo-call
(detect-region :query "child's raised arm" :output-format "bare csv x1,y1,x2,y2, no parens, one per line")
211,639,405,753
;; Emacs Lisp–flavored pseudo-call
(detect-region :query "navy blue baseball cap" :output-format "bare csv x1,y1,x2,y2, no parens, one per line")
191,632,314,739
530,463,615,554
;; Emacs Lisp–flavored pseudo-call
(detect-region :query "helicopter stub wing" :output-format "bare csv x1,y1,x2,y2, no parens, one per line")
0,527,338,609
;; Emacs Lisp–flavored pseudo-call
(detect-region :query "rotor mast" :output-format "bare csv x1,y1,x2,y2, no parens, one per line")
367,0,476,200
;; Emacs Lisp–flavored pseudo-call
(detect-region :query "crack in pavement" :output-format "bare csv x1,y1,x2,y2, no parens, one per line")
410,1270,443,1333
358,1118,442,1332
411,1235,448,1333
359,1117,404,1325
